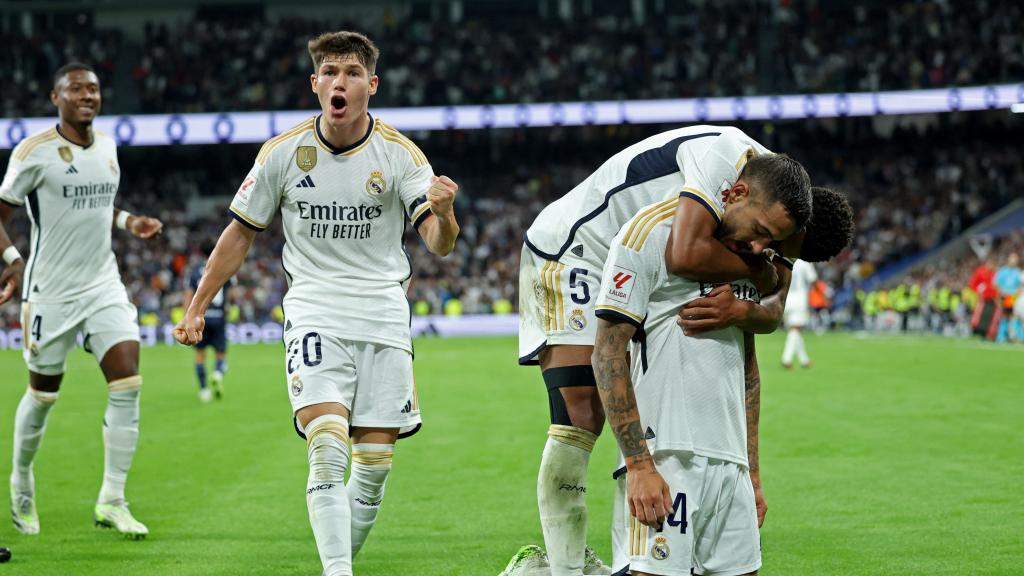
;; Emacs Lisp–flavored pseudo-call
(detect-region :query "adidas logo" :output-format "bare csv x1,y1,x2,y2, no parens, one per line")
400,400,413,414
284,319,293,331
65,165,79,175
644,426,656,440
296,175,316,188
571,244,584,258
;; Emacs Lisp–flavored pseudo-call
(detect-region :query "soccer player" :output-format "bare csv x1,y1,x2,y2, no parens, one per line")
781,259,817,368
172,32,459,576
518,126,810,576
592,188,852,576
0,63,163,538
183,242,232,402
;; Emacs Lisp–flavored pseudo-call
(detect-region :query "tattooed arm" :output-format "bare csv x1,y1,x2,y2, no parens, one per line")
593,318,673,528
745,332,767,527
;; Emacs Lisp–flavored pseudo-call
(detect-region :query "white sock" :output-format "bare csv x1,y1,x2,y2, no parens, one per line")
306,414,353,576
348,443,393,557
782,329,799,365
538,424,597,576
11,387,59,493
796,331,810,365
99,376,142,505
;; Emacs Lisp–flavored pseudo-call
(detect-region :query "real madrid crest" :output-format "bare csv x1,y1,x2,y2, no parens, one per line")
296,146,317,172
651,536,670,560
569,308,587,331
58,146,73,163
365,169,386,197
109,159,119,176
290,374,304,397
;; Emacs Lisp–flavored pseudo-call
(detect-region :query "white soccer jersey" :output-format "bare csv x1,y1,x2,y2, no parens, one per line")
0,127,122,303
785,259,818,315
229,115,434,353
524,125,771,264
594,202,760,467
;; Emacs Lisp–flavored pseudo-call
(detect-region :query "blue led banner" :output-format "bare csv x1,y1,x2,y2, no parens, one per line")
1,84,1020,149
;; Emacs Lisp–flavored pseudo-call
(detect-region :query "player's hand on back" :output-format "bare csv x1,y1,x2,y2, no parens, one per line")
172,314,205,346
745,254,778,295
0,258,24,305
627,463,674,529
129,215,164,240
427,175,458,216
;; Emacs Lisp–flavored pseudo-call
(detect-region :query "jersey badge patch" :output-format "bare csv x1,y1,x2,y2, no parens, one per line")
366,170,386,197
108,159,119,176
58,146,73,163
569,308,587,331
652,536,670,560
290,374,303,397
236,176,255,206
605,266,636,305
296,146,317,172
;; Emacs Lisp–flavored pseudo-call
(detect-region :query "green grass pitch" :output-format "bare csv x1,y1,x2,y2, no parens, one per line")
0,333,1021,575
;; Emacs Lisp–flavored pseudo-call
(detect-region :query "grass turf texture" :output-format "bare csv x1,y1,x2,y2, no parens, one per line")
0,333,1021,575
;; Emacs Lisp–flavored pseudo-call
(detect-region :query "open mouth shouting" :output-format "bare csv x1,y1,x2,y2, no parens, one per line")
329,94,347,119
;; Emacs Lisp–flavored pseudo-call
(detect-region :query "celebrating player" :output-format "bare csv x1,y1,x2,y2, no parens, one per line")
592,188,853,576
0,63,163,539
182,242,233,402
517,126,810,575
172,32,459,576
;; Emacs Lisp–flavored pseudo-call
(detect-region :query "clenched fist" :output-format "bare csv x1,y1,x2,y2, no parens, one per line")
173,314,206,346
427,175,458,217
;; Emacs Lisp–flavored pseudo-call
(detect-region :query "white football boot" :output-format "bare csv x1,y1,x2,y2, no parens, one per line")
499,544,550,576
10,480,39,535
584,546,613,575
94,502,149,539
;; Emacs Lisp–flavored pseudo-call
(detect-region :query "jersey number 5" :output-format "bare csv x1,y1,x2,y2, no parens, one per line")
570,268,590,305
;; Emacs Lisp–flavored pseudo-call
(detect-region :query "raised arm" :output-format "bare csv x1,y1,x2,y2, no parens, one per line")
593,318,673,529
173,220,256,345
416,175,460,256
744,332,767,527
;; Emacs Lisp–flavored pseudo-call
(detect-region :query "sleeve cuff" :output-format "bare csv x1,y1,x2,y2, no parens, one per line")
773,255,794,270
679,191,722,225
229,208,267,232
0,196,24,208
409,196,432,228
595,306,643,328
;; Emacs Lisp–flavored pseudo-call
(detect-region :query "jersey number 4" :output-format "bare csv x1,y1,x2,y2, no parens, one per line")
665,492,688,534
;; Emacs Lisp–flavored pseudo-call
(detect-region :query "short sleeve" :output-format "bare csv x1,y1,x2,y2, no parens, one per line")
229,153,282,232
0,152,42,207
594,220,664,328
380,127,434,229
676,131,767,225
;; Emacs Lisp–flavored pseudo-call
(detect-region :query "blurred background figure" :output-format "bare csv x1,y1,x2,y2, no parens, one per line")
782,260,817,369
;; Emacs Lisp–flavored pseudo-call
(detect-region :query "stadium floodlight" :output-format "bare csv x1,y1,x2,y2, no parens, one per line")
1,84,1022,149
1011,103,1024,113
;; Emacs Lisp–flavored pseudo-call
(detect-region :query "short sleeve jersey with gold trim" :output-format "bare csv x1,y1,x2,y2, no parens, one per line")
0,127,122,302
524,125,771,265
229,115,433,353
594,202,762,466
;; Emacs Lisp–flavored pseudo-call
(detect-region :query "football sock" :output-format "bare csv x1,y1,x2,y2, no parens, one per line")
796,331,810,365
538,424,597,576
305,414,352,576
99,376,142,505
782,328,799,365
214,358,227,375
195,363,207,388
11,387,58,493
348,443,393,557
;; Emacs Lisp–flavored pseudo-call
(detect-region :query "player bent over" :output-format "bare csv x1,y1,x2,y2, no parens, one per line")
0,63,162,539
173,32,459,576
515,126,810,575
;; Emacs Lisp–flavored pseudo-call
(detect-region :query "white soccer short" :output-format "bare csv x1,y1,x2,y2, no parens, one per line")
518,243,604,364
783,305,811,329
20,288,140,376
284,328,421,436
611,452,761,576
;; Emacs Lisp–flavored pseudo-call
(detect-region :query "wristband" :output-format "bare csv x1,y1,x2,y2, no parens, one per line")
2,245,22,265
116,211,132,230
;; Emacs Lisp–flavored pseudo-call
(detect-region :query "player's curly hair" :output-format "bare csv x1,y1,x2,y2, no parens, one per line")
308,31,380,74
799,186,855,262
741,153,812,232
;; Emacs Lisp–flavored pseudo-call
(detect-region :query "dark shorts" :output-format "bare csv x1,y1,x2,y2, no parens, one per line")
197,318,227,352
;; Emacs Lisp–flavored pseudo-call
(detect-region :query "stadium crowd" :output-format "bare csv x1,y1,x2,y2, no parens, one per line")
2,0,1022,117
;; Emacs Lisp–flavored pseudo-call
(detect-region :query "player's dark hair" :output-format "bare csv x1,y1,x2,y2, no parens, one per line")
308,31,379,74
741,153,812,231
53,62,96,89
800,186,855,262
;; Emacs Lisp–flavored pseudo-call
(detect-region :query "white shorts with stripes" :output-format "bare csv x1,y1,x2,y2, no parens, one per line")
611,452,761,576
518,243,605,364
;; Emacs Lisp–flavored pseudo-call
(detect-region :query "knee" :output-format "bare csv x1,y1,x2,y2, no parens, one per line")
29,372,63,394
306,414,351,482
543,366,604,435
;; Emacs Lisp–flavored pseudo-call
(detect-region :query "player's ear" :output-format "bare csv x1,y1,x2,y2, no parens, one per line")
368,74,379,97
50,89,59,107
728,181,751,204
310,73,318,94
